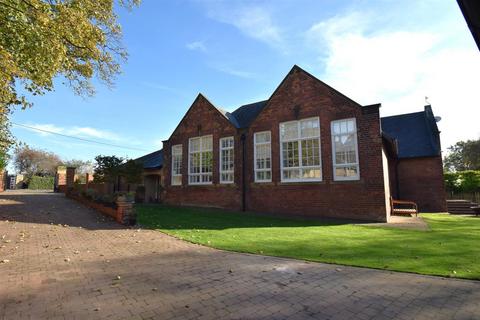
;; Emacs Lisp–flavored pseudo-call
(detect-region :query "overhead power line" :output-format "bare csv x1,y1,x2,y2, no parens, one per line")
11,122,148,152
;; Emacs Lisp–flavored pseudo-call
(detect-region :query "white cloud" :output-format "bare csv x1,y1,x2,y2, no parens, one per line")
22,123,122,142
207,5,284,49
186,41,207,52
306,11,480,151
213,65,256,79
140,82,186,97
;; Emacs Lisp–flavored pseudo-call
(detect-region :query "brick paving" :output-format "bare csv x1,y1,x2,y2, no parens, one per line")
0,190,479,320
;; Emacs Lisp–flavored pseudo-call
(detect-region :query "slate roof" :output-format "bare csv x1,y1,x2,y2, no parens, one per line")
381,106,441,159
134,149,163,169
211,100,269,129
231,100,268,128
214,107,241,128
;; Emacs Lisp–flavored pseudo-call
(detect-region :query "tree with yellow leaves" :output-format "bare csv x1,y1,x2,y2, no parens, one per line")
0,0,140,160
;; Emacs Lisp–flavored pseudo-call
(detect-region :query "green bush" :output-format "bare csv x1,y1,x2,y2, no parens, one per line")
81,188,97,200
444,170,480,193
28,176,54,190
444,172,461,193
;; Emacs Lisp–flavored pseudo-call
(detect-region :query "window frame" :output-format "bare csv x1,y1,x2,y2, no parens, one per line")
254,131,272,183
188,135,213,185
219,136,234,184
331,118,360,181
279,117,322,183
171,144,183,186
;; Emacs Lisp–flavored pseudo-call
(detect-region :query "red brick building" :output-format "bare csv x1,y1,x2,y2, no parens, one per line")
151,65,446,221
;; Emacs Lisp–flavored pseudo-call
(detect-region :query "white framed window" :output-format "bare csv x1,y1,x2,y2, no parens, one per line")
219,137,234,184
331,118,360,181
279,117,322,182
171,144,182,186
254,131,272,182
188,135,213,185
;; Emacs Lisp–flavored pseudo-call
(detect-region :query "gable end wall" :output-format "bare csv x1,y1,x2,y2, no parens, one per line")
163,95,242,210
245,68,387,221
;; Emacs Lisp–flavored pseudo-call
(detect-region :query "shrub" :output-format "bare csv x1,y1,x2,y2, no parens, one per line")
444,172,461,193
82,188,97,200
100,194,116,205
444,170,480,193
114,191,135,202
459,171,480,193
28,176,54,190
75,175,87,184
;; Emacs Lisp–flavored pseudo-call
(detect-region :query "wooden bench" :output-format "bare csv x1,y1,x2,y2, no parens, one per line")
390,197,418,217
471,206,480,217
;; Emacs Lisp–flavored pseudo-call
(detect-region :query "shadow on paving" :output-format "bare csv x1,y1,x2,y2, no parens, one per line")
0,190,127,231
2,247,479,319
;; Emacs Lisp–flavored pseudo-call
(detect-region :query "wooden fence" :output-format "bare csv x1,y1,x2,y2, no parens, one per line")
446,192,480,203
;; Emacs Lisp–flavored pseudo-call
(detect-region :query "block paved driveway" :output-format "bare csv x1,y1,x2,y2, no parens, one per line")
1,190,479,320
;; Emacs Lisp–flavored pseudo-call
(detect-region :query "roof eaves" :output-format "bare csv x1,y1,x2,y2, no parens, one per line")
457,0,480,51
248,65,364,127
166,93,239,140
198,94,240,129
214,106,241,128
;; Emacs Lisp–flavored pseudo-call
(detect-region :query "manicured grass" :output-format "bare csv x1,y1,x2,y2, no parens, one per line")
136,205,480,280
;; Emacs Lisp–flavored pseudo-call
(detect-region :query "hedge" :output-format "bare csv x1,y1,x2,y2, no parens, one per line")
28,176,54,190
444,170,480,193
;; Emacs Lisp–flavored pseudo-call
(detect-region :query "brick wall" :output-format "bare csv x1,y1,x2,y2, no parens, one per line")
245,67,387,221
163,94,243,210
396,156,447,212
0,171,5,192
55,167,67,193
163,68,388,221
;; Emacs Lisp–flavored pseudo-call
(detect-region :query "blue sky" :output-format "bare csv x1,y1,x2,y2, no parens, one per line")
9,0,480,170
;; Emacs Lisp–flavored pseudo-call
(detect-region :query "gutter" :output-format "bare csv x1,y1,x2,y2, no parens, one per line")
241,133,246,211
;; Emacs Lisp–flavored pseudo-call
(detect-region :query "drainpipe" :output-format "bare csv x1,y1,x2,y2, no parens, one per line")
394,139,400,199
394,159,400,199
241,133,247,212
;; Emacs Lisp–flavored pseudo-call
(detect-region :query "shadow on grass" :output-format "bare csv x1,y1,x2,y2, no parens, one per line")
136,204,480,280
136,203,371,230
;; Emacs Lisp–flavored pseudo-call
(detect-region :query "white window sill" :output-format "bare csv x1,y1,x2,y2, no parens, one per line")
333,177,360,182
280,179,323,183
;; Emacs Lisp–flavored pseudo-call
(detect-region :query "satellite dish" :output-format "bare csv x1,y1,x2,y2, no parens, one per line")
434,116,442,122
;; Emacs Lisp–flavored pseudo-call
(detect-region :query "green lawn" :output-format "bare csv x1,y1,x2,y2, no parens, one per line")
136,205,480,280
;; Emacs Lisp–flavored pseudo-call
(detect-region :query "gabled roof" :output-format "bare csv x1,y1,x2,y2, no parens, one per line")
231,100,268,128
134,149,163,169
381,106,441,159
166,93,240,142
214,107,241,128
166,65,369,135
218,65,362,129
203,99,268,129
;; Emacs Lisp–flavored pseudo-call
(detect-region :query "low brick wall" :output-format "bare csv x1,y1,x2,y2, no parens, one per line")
67,193,135,225
0,171,5,192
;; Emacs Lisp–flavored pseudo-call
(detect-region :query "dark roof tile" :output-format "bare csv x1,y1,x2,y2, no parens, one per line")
231,100,268,128
134,149,163,169
381,107,441,158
